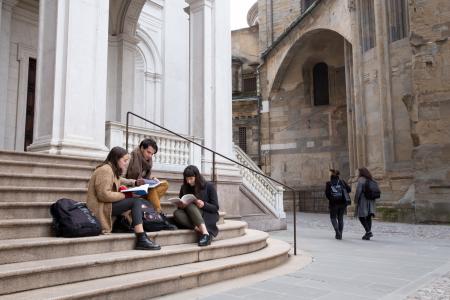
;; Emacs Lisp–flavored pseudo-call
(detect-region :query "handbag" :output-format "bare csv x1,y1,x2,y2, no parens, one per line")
142,207,168,232
341,181,351,206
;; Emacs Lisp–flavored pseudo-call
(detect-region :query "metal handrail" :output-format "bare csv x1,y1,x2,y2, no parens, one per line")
126,111,299,255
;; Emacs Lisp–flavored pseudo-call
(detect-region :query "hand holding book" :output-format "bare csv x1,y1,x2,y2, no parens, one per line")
168,194,197,208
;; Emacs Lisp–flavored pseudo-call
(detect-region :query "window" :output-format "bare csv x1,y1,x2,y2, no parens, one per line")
242,77,257,93
313,63,329,106
360,0,376,52
239,127,247,152
387,0,409,42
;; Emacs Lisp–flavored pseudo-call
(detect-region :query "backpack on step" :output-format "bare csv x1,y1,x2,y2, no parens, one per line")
50,198,102,237
364,179,381,200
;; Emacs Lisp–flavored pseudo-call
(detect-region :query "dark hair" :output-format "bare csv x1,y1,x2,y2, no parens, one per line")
99,146,128,178
329,169,340,176
139,138,158,154
358,167,373,180
182,165,206,197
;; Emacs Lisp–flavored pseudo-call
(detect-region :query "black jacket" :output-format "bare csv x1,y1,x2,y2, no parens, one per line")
325,176,351,206
179,182,219,237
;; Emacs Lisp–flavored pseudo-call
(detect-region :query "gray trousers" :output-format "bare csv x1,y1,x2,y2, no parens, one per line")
173,204,204,229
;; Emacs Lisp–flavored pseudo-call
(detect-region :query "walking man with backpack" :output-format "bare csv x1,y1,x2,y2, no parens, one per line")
325,169,351,240
354,167,381,240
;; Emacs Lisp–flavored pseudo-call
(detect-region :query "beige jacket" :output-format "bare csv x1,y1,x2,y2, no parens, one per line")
86,164,125,233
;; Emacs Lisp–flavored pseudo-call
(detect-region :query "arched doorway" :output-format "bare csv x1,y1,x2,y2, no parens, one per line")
267,29,354,196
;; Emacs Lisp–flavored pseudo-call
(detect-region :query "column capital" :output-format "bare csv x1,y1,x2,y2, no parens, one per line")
185,0,212,11
2,0,19,11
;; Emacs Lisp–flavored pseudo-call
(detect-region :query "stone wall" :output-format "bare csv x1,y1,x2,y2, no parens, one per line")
408,0,450,222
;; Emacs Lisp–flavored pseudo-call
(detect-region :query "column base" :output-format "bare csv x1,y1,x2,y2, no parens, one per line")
27,139,109,159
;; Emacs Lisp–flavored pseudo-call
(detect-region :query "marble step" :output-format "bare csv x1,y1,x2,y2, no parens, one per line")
0,229,268,295
0,238,290,300
0,150,101,167
0,173,90,189
0,195,190,219
0,219,243,265
0,211,226,240
0,160,95,177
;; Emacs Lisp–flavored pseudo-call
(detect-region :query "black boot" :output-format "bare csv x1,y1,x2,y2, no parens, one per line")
198,234,211,246
135,232,161,250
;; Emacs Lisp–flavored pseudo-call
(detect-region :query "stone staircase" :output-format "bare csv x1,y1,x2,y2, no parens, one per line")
0,151,290,299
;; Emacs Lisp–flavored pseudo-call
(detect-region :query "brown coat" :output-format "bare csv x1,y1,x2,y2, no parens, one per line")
125,147,153,180
86,164,125,234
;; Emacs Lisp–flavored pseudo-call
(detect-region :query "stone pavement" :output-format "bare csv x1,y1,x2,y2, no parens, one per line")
155,212,450,300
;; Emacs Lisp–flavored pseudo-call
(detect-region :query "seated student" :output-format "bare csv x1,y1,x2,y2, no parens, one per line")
125,138,169,214
86,146,161,250
173,165,219,246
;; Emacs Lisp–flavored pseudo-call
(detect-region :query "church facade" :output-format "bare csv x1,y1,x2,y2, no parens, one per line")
232,0,450,223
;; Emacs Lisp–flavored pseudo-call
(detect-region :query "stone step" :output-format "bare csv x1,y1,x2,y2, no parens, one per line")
1,238,290,300
0,187,87,203
0,184,179,201
0,160,95,177
0,199,219,220
0,173,90,189
0,220,244,265
0,229,269,295
0,150,101,167
0,211,226,240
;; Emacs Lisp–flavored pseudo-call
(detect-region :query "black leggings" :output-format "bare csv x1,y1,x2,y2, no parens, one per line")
330,205,345,233
112,198,151,227
359,215,372,233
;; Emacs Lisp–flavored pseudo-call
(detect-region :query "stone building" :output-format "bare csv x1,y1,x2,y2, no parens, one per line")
232,0,450,223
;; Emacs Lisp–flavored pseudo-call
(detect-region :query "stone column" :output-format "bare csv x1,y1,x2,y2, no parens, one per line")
186,0,236,175
106,34,139,124
350,0,367,169
28,0,109,157
0,0,18,149
374,0,394,172
344,40,356,176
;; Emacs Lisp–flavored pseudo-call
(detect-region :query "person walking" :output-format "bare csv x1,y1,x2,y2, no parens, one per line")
354,167,376,240
325,169,351,240
86,146,161,250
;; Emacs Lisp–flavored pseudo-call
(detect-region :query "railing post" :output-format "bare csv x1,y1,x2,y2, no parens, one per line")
126,112,130,152
212,152,216,186
293,190,297,256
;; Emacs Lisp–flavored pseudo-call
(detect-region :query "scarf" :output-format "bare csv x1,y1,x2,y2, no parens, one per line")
125,147,153,179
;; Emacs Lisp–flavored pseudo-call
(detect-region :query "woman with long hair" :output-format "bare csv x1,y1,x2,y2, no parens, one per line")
86,146,161,250
354,167,376,240
173,165,219,246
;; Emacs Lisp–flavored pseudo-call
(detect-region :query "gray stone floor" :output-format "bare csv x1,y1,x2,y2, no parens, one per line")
202,212,450,300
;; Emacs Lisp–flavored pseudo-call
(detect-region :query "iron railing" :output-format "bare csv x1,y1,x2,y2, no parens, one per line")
126,112,300,255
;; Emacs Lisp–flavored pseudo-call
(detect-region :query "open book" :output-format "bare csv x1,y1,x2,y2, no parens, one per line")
120,184,150,196
167,194,197,206
143,178,161,188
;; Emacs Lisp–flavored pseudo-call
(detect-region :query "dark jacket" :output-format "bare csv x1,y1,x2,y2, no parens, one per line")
179,182,219,237
325,176,351,207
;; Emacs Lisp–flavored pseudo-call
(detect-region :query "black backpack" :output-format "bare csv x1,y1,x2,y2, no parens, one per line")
330,181,344,201
50,198,102,237
364,179,381,200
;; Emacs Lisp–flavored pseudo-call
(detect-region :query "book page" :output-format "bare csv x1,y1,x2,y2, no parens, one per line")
120,184,149,196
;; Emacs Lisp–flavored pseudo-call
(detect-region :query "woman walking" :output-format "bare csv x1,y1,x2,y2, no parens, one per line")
325,169,351,240
354,167,376,240
173,165,219,246
86,146,161,250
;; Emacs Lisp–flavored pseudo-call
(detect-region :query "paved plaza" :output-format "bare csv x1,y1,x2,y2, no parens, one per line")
160,212,450,300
